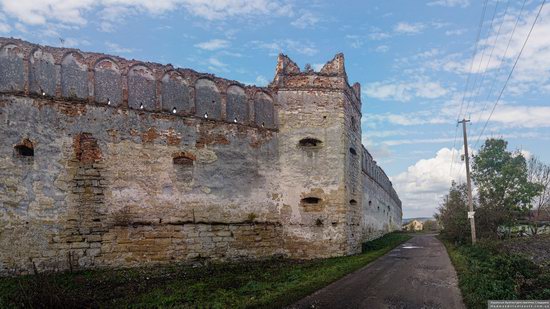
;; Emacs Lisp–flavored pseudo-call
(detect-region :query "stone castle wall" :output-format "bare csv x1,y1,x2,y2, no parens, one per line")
0,38,401,275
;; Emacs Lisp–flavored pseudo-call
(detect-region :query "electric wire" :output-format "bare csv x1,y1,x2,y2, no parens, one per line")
474,0,546,148
450,0,489,177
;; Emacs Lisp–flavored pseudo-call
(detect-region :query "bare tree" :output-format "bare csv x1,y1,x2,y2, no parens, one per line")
527,157,550,235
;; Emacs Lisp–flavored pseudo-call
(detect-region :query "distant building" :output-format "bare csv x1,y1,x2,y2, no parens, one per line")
403,220,423,231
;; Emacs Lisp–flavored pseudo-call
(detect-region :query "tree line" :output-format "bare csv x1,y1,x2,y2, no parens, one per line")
436,138,550,242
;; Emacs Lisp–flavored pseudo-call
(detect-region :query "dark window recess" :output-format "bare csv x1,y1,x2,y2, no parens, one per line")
301,197,321,204
299,138,322,148
349,199,358,206
368,200,372,206
173,156,194,165
349,147,357,155
14,139,34,157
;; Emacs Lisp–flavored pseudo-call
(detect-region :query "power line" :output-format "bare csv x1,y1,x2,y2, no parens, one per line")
463,0,501,118
474,0,546,148
450,0,489,177
473,0,527,140
456,0,489,122
468,0,511,129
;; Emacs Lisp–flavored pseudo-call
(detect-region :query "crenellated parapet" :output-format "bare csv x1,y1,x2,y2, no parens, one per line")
361,146,401,208
0,37,277,129
270,53,361,113
0,37,401,274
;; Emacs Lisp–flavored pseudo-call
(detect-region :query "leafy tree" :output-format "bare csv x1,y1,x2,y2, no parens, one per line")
472,139,542,238
435,181,471,243
527,157,550,235
422,219,439,232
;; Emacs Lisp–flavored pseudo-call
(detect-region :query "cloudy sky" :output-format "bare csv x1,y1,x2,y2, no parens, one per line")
1,0,549,218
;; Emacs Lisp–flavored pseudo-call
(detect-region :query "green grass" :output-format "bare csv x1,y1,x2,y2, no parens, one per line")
441,238,550,309
0,232,411,308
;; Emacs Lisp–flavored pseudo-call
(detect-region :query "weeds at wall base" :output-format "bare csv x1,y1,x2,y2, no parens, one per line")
440,236,550,309
0,232,411,308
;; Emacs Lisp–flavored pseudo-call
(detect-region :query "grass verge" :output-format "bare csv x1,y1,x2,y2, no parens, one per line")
0,232,410,308
440,238,550,309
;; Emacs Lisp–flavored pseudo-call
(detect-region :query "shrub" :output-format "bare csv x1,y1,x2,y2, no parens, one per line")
444,240,550,309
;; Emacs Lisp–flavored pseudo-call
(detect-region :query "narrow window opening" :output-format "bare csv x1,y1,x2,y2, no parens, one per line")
299,138,322,148
349,147,357,155
301,197,321,204
14,139,34,157
349,199,357,206
368,200,372,206
173,156,194,166
172,152,195,166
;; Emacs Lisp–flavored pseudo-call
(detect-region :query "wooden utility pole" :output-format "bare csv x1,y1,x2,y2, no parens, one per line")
459,118,476,244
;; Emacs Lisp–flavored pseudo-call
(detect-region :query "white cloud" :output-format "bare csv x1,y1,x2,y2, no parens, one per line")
362,130,410,138
374,45,389,53
105,42,135,54
255,75,268,86
478,104,550,128
365,111,449,127
361,134,393,159
394,22,425,34
0,0,294,31
392,148,465,217
243,74,269,86
291,11,319,29
60,37,90,48
364,78,448,102
252,39,318,56
427,0,470,8
368,27,391,40
181,0,293,20
195,39,230,51
207,56,229,72
1,0,91,26
445,28,467,36
346,34,364,48
434,5,550,96
383,137,456,146
311,63,324,71
0,13,10,33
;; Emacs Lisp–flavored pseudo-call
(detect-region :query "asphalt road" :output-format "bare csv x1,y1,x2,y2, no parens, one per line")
289,234,465,309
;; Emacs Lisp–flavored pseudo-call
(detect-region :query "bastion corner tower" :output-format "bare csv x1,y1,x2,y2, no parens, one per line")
269,53,364,257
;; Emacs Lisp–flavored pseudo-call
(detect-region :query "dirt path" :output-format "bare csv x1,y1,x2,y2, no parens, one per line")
289,234,465,309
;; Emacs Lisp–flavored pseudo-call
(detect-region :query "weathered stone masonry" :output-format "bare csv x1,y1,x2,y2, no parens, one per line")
0,37,401,275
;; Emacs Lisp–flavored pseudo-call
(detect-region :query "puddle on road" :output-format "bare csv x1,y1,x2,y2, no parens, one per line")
402,245,423,249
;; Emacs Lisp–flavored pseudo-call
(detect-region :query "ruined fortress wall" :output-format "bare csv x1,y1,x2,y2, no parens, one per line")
0,39,282,275
360,147,402,241
0,38,402,275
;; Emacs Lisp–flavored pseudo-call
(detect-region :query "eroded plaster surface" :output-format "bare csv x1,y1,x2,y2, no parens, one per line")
0,38,401,275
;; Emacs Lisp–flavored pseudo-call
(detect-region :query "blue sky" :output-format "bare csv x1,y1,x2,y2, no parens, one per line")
1,0,549,218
